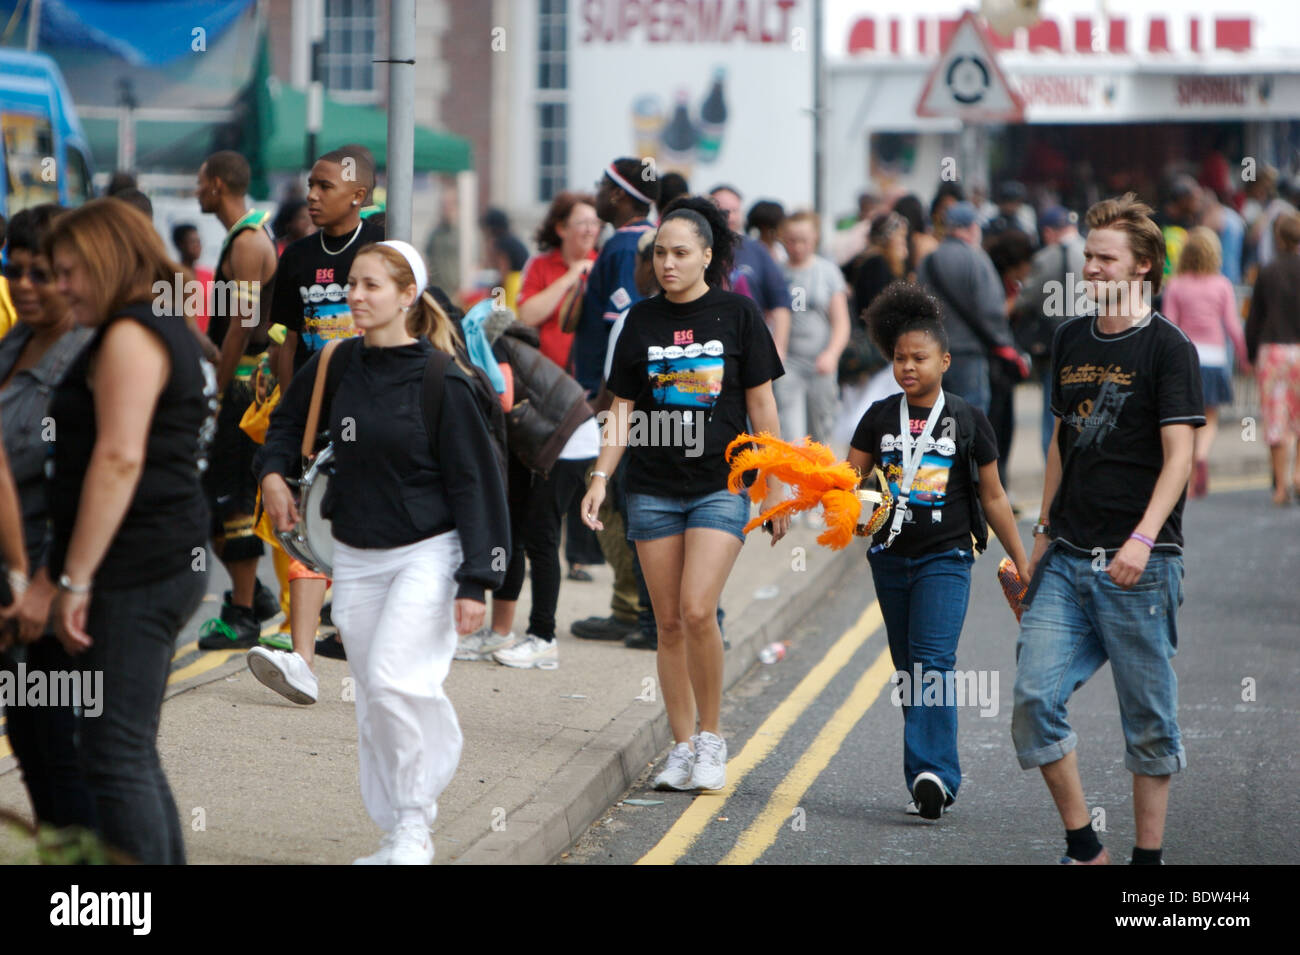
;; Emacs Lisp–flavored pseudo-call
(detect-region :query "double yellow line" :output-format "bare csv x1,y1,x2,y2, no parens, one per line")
637,600,893,865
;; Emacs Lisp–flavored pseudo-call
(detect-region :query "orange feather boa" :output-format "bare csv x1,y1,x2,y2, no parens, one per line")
725,432,862,550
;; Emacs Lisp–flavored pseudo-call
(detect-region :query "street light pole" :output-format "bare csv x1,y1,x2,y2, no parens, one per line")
25,0,41,50
385,0,415,242
306,0,324,172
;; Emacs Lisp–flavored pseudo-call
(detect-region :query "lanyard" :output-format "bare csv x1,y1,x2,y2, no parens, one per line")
882,391,945,550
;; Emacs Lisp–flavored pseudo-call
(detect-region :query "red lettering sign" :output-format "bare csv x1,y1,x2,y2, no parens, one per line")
845,13,1255,55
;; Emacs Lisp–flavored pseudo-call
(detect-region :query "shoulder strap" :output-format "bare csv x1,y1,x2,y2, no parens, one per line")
421,348,452,452
302,339,343,457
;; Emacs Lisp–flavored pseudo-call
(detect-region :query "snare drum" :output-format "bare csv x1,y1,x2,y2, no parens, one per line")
277,443,335,576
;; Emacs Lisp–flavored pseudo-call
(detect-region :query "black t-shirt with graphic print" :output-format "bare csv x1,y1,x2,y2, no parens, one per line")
851,391,997,558
269,217,385,376
1049,312,1205,554
606,286,784,498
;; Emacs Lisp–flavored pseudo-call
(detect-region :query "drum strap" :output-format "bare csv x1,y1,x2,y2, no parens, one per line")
302,339,344,458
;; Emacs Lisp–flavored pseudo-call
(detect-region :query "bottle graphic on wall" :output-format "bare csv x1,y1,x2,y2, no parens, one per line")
659,90,697,175
631,94,665,162
697,67,728,164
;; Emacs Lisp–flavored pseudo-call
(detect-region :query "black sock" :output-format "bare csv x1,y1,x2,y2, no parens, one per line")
1065,824,1103,862
1131,846,1163,865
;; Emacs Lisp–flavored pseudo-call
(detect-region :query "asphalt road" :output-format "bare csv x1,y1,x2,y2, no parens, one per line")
563,487,1299,865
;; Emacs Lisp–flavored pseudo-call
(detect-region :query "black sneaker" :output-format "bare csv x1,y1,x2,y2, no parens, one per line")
911,772,948,820
623,631,658,651
222,580,280,623
253,579,279,622
198,602,261,650
571,615,639,641
314,635,347,660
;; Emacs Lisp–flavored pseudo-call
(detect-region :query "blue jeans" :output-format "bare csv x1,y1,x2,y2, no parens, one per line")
944,352,991,415
1012,545,1187,776
79,566,207,864
867,546,974,800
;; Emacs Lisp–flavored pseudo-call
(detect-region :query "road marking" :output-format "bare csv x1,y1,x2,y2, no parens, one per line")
636,600,884,865
1207,474,1270,494
719,641,895,864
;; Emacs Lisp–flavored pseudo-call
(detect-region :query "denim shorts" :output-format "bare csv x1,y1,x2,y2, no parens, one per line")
1011,544,1187,776
626,488,751,543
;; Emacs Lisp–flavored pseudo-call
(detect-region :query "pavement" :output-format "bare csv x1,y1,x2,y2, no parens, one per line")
0,380,1273,864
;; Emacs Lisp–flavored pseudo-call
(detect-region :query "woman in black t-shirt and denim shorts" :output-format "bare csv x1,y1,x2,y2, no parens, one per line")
581,198,788,792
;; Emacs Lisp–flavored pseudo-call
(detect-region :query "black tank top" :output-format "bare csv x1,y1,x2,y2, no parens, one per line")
208,209,275,356
49,302,217,589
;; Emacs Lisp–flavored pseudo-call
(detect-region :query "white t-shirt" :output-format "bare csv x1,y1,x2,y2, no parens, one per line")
558,416,600,461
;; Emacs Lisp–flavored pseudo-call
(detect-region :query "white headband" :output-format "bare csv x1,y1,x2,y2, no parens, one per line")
605,163,654,207
378,239,428,297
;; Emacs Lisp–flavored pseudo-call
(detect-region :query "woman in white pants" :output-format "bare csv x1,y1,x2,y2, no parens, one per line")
258,240,509,864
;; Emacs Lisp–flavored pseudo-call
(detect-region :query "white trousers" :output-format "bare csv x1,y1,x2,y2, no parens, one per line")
331,531,464,831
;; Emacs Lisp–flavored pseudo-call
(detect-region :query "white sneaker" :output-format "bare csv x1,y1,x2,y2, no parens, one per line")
653,742,696,790
492,633,558,670
689,731,727,790
454,627,515,661
353,831,396,865
387,821,434,865
247,647,318,704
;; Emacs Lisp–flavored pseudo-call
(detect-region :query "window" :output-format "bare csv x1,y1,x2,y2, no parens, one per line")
537,0,568,201
323,0,378,101
537,103,567,202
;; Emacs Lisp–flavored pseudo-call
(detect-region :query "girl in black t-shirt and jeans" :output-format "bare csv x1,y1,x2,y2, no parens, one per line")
44,198,216,864
848,284,1029,820
581,198,788,792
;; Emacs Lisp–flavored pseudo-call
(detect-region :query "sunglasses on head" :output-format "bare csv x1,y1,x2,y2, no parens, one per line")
1,262,52,286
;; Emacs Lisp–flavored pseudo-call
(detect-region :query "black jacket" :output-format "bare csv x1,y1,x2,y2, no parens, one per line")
490,321,593,476
256,339,510,602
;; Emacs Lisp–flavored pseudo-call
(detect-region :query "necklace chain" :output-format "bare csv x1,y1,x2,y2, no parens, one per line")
319,221,364,256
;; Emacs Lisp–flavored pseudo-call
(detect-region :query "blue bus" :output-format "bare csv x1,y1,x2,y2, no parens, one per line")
1,49,94,219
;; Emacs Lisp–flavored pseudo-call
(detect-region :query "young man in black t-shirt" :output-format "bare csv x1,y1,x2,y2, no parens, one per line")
1013,194,1204,866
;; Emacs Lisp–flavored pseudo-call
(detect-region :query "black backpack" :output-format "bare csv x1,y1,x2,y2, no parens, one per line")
323,337,508,486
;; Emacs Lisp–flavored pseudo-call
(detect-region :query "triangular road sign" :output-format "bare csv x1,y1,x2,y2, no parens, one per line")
916,10,1025,122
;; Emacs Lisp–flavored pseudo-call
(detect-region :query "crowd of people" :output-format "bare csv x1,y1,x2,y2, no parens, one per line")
0,140,1295,868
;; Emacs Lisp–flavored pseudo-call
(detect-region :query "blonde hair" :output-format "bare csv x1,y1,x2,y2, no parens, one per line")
352,243,471,373
1177,226,1222,276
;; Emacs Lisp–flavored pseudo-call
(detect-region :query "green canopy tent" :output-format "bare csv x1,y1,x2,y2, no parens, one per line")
239,32,472,200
